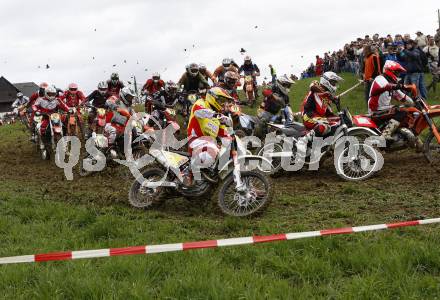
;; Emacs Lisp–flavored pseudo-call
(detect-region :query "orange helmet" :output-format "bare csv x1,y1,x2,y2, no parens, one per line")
383,60,406,83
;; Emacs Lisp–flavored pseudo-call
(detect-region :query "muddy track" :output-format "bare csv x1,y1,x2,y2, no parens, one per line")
1,125,440,221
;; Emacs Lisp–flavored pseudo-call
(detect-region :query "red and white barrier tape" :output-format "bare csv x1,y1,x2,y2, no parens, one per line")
1,218,439,265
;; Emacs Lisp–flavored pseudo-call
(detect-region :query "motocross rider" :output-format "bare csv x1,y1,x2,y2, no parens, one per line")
259,75,295,125
215,71,240,101
106,73,125,97
296,72,343,153
85,81,111,136
368,60,418,146
142,72,165,113
213,58,239,83
32,85,72,137
104,87,136,148
186,87,235,185
147,81,180,127
178,63,210,92
238,56,260,98
28,82,49,141
12,92,29,115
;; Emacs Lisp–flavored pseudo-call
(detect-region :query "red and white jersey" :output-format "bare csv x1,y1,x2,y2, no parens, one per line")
368,75,409,114
32,97,69,114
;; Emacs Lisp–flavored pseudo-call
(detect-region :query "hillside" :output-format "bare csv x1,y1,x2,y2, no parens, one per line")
1,73,440,298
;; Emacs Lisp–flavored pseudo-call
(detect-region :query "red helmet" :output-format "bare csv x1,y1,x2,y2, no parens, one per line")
68,83,78,93
39,82,49,89
383,60,406,83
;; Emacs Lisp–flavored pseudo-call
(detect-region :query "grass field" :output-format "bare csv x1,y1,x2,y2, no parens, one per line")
1,73,440,299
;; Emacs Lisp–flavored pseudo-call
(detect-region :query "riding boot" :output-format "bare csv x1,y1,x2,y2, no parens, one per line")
382,119,400,141
296,131,315,155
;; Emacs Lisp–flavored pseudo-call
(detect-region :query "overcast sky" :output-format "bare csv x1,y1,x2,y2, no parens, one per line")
0,0,439,94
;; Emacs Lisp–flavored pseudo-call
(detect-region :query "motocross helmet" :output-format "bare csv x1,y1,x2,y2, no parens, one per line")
152,72,160,82
224,71,239,89
276,75,295,96
45,85,57,101
98,81,108,95
17,92,23,98
383,60,406,83
244,55,252,65
199,63,207,71
320,72,343,95
188,63,199,77
111,73,119,85
165,81,178,97
205,87,234,112
222,58,232,68
68,83,78,94
119,87,136,106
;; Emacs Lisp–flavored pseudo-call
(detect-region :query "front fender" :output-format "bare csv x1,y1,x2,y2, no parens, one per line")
218,155,273,179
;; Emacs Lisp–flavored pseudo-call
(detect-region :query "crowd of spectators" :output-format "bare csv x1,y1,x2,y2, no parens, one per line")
301,29,440,100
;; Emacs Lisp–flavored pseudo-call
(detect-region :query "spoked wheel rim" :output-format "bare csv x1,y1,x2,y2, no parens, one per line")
219,172,271,217
336,143,379,181
424,131,440,165
129,169,165,208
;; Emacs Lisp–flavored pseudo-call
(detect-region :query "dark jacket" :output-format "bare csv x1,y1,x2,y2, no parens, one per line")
401,48,428,73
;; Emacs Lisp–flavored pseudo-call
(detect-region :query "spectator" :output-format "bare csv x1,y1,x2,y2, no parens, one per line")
401,39,428,99
427,62,440,92
423,37,439,70
315,55,324,76
415,31,428,48
403,34,411,46
435,28,440,46
363,44,382,104
269,64,277,83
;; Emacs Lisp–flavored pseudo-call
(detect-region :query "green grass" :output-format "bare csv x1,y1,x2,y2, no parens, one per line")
1,73,440,299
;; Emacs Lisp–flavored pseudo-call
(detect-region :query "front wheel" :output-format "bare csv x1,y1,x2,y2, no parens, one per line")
335,142,380,181
218,171,272,217
424,130,440,165
129,168,167,208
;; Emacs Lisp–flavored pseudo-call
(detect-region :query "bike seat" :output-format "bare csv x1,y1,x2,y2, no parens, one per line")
279,127,305,138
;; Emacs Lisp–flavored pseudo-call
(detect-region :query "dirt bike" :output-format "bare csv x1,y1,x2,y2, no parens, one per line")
128,115,274,217
350,88,440,164
85,105,107,135
242,75,256,107
79,114,150,177
33,112,64,160
179,89,206,127
257,104,381,181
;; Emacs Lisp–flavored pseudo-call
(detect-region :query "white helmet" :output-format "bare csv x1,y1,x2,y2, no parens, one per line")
199,63,206,70
320,72,343,95
276,75,294,96
98,81,108,95
45,85,57,100
17,92,24,98
119,87,136,106
152,72,160,80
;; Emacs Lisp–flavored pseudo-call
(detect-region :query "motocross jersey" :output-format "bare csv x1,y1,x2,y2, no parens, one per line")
32,97,70,114
239,63,260,76
178,72,210,92
106,80,125,97
142,79,165,95
368,75,411,114
213,65,239,83
187,99,229,142
61,90,86,107
86,90,110,108
301,82,335,126
12,96,29,108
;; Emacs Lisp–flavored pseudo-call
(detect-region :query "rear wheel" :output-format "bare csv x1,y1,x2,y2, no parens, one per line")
218,171,272,217
129,168,167,208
